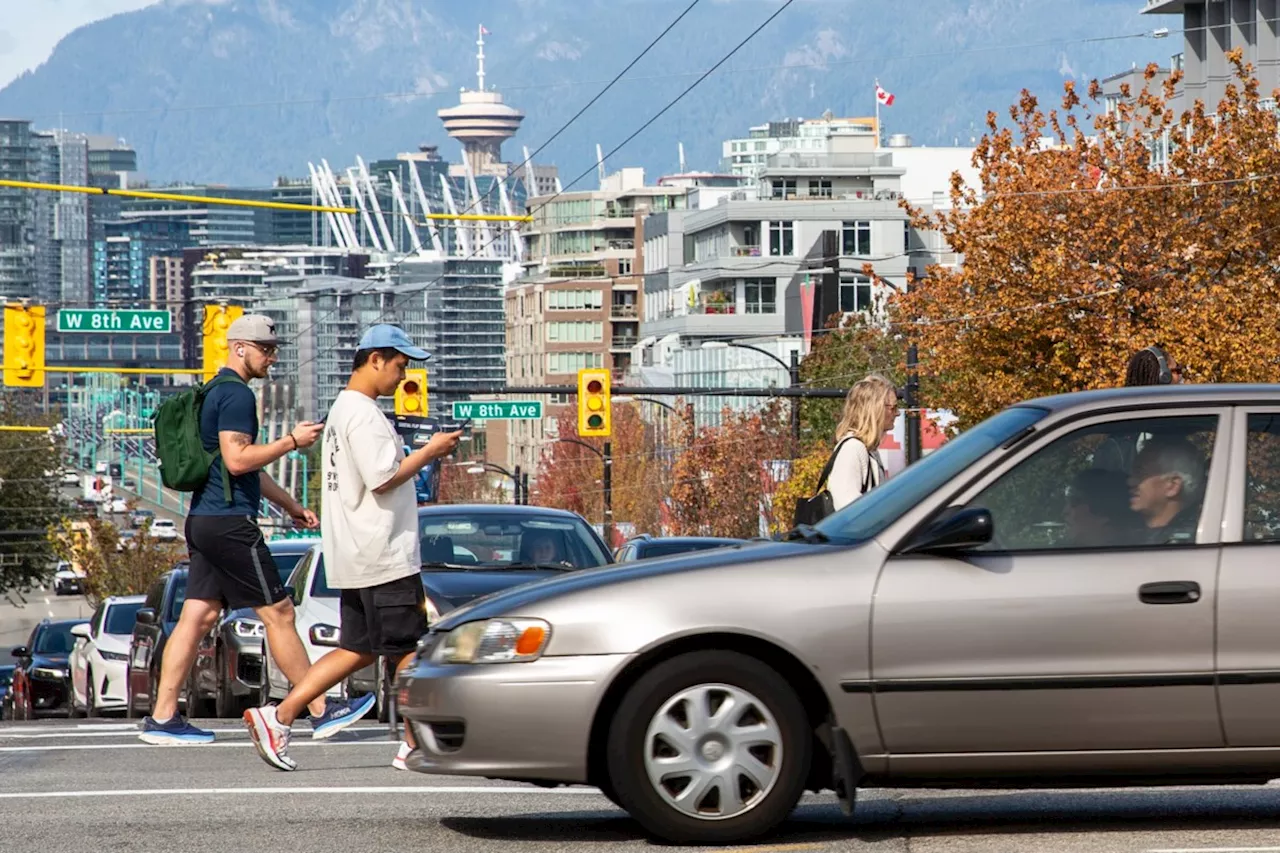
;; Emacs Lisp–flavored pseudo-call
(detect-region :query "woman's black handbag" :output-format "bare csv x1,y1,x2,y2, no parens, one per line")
792,437,860,526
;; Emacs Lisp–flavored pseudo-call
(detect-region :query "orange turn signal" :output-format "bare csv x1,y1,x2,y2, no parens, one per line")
515,626,547,656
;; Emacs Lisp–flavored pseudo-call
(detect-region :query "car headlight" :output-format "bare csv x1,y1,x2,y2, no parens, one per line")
98,650,128,662
231,618,265,639
430,618,551,665
423,595,440,625
32,666,67,679
309,624,341,647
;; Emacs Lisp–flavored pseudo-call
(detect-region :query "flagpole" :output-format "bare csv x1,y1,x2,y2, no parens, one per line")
874,77,882,147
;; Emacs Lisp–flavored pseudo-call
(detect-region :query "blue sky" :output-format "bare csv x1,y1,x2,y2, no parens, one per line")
0,0,160,89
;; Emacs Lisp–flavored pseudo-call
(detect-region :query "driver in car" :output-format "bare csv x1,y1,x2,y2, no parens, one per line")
1128,436,1205,545
520,530,570,567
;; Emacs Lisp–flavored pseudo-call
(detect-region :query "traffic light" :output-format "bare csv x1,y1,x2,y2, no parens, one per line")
3,304,46,388
577,368,611,437
395,369,428,416
201,304,244,381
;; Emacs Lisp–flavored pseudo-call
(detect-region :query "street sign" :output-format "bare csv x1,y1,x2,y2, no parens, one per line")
451,401,543,420
57,309,171,334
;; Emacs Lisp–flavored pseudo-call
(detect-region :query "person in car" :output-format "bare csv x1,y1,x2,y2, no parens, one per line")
1128,436,1205,545
520,530,568,567
1064,468,1141,548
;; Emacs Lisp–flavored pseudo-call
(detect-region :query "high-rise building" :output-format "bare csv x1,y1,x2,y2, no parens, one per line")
721,113,879,179
149,255,185,332
93,218,192,305
51,131,92,308
0,119,36,300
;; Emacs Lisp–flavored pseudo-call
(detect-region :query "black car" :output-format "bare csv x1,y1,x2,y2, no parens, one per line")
0,665,14,719
8,618,89,719
126,565,188,717
613,534,749,562
188,538,317,718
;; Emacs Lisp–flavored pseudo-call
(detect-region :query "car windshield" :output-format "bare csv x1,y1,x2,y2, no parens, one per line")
34,624,78,655
271,551,307,585
814,406,1049,543
419,511,612,570
104,602,144,635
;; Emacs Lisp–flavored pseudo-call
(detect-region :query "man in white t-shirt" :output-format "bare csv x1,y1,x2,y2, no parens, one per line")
244,324,461,771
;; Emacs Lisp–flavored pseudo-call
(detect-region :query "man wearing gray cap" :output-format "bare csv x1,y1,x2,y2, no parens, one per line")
245,324,461,771
141,314,372,745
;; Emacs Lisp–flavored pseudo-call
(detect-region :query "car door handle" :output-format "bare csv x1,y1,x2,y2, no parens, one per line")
1139,581,1202,605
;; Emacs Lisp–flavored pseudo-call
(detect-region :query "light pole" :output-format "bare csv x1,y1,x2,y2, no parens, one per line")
701,341,801,446
462,461,523,505
554,437,611,544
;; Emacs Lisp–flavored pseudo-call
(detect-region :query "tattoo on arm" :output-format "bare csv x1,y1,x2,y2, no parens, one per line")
227,432,252,448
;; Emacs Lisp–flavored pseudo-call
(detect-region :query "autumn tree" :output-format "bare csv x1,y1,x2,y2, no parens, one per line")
51,516,184,609
436,457,508,504
894,51,1280,427
0,398,66,595
667,405,789,539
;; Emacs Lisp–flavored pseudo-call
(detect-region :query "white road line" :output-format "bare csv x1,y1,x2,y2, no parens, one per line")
0,724,390,739
0,786,604,800
1148,849,1280,852
0,741,396,753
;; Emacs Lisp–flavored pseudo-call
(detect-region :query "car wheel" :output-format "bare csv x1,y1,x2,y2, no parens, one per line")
605,651,812,846
375,658,389,723
124,665,136,718
214,648,242,718
86,668,100,718
68,681,85,719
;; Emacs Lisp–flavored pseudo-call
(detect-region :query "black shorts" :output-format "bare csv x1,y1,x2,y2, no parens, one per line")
338,573,427,657
184,515,288,610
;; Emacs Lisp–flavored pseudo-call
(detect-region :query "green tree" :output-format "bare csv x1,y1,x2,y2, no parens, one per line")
798,315,905,450
51,515,184,609
0,397,66,595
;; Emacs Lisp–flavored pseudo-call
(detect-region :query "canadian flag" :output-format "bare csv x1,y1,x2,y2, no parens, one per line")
480,25,490,35
876,83,895,106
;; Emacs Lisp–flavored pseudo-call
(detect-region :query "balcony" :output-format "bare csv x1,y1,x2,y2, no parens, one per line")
610,303,638,319
547,265,608,279
611,335,639,350
767,189,901,202
607,239,635,251
764,152,895,171
732,245,762,257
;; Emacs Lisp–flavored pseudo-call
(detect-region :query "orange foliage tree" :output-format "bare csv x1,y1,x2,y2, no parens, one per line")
894,52,1280,427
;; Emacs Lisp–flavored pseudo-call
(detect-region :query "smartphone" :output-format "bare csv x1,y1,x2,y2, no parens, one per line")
457,418,472,432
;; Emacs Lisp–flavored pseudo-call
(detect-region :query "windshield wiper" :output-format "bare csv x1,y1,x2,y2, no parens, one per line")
421,562,473,571
782,524,830,544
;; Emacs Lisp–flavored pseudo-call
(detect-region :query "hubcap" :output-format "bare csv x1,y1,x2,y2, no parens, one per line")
643,683,783,821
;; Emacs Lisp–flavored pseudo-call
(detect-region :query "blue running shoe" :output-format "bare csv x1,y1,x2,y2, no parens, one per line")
310,693,376,740
138,715,214,745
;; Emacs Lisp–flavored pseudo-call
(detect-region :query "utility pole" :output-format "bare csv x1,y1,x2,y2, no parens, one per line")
789,349,801,447
520,470,529,506
513,464,522,506
602,441,613,547
905,276,921,465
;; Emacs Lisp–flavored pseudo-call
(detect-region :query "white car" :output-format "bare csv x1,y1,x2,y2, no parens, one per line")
61,470,80,485
53,567,83,596
150,518,178,541
69,595,146,716
261,544,347,703
107,497,129,514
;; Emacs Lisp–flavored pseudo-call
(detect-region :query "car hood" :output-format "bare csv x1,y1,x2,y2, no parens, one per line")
421,569,569,612
432,539,820,630
95,633,132,656
31,653,70,670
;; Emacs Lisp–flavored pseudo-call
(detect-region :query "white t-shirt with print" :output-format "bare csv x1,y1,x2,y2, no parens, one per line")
320,390,419,589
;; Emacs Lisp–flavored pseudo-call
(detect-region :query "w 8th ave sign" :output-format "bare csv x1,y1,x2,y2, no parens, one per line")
57,309,171,334
451,401,543,420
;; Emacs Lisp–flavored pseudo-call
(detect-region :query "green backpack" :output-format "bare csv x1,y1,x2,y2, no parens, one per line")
152,373,244,505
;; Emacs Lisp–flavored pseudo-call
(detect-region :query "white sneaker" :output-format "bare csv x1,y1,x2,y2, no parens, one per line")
391,741,412,771
243,705,297,772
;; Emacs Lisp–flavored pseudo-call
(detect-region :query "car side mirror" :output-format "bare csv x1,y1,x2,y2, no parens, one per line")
135,608,157,626
70,624,91,639
900,507,994,555
10,646,29,660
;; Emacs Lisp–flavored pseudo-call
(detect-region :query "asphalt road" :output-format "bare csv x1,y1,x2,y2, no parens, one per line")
0,589,94,666
3,717,1280,853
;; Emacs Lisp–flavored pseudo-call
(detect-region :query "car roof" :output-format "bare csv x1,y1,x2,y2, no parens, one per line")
417,504,587,521
267,538,318,554
1019,383,1280,416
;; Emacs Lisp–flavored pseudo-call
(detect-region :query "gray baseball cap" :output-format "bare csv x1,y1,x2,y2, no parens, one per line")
226,314,282,345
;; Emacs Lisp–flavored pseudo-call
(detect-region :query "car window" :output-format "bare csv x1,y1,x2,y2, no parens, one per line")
419,511,612,569
289,549,315,606
961,415,1218,552
144,578,165,612
640,541,742,559
0,668,12,687
167,574,187,621
35,624,77,655
271,550,307,586
104,601,144,635
817,406,1049,542
90,604,106,637
310,555,339,598
1244,413,1280,542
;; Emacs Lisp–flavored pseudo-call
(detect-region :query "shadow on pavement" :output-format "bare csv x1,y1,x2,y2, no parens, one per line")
441,786,1280,845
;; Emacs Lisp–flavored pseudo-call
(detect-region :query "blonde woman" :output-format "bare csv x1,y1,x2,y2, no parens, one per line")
828,374,897,510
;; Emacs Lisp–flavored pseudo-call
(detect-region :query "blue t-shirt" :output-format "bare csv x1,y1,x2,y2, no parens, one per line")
189,368,262,516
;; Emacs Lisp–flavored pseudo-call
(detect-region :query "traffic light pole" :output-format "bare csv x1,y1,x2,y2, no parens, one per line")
603,441,613,548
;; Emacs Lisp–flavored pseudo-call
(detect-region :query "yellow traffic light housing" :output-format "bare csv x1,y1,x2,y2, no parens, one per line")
395,369,428,416
201,304,244,381
3,304,46,388
577,368,611,437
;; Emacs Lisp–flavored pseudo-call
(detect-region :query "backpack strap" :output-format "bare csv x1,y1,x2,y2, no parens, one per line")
198,372,247,506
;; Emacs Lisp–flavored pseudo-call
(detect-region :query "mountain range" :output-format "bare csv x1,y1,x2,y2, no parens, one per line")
0,0,1173,187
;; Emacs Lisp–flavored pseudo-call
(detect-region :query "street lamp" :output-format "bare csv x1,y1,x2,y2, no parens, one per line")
458,460,524,504
701,340,802,444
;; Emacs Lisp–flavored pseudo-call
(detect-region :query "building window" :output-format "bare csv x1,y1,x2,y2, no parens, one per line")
547,321,603,343
839,273,873,313
617,258,632,276
546,352,604,374
768,221,794,256
903,221,911,252
808,179,832,198
547,289,604,310
744,278,776,314
770,179,796,199
842,221,871,257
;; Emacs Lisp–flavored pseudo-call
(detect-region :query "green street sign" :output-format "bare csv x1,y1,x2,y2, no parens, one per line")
451,401,543,420
57,309,171,334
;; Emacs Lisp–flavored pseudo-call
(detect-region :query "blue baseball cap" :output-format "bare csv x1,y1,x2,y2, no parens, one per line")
357,324,430,360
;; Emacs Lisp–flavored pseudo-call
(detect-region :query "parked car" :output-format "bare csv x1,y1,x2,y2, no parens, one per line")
398,384,1280,844
68,595,145,716
107,497,129,514
126,565,189,717
61,469,80,485
614,534,748,562
130,509,155,529
150,518,178,541
8,618,88,719
189,539,316,718
265,505,613,722
116,530,137,551
108,463,122,479
53,564,83,596
0,665,14,718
